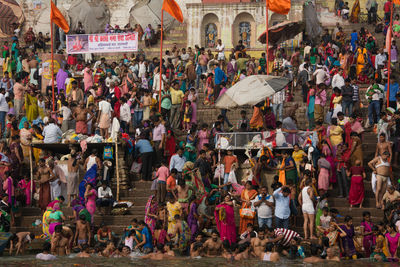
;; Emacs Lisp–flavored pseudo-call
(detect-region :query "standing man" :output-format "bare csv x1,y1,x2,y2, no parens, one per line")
169,81,184,129
73,101,94,135
384,0,392,22
366,0,378,24
297,63,310,103
366,82,383,127
0,88,9,136
253,186,274,228
273,186,291,229
152,117,166,164
67,151,80,207
0,71,13,95
385,76,399,109
368,151,391,209
213,63,227,102
216,39,225,68
135,134,154,181
119,97,131,133
13,76,26,120
342,78,354,116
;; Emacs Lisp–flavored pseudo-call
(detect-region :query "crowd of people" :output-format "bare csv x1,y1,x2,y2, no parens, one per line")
0,15,400,262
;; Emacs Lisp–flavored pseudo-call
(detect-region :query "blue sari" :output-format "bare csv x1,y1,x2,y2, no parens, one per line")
79,164,97,205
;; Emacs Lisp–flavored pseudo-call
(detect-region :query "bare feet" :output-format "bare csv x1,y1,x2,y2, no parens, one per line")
310,236,317,240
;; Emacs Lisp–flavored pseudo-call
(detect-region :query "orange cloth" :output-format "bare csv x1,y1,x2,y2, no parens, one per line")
166,175,176,191
278,160,286,185
162,0,184,23
51,1,70,33
249,107,263,129
268,0,291,15
223,155,238,174
239,189,258,234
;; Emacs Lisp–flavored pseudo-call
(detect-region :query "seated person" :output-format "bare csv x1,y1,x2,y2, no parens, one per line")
260,243,280,262
36,242,56,260
96,182,114,214
95,222,114,245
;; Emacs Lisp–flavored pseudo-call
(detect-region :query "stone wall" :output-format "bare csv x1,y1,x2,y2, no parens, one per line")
17,0,188,35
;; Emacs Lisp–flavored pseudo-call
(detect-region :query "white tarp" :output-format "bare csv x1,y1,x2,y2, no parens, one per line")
215,75,290,109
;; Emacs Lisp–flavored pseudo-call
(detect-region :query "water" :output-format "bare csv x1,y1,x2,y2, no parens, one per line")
0,255,398,267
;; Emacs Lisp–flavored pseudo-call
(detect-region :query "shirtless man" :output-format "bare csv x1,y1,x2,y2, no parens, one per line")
76,244,91,258
53,225,74,249
74,214,91,248
67,151,81,206
326,246,340,261
99,241,116,257
51,225,70,256
203,230,222,257
259,242,280,262
176,179,192,215
375,133,392,159
368,151,392,209
251,228,268,258
141,244,174,260
190,233,204,258
73,101,94,135
9,232,35,255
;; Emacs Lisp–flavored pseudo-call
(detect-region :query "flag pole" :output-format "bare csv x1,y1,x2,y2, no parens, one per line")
266,0,269,75
51,20,55,112
159,10,164,113
387,2,394,108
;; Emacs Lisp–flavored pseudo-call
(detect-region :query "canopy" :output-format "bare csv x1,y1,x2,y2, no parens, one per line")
258,21,305,45
215,75,290,109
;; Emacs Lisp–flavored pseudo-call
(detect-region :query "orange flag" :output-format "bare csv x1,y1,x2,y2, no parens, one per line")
50,1,70,33
268,0,291,15
394,0,400,5
162,0,184,23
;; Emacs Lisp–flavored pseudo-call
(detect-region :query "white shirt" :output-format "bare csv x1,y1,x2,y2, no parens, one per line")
313,68,329,85
152,73,167,92
98,186,113,198
120,103,131,123
375,53,387,69
252,194,274,218
181,53,190,62
99,100,112,115
105,75,120,88
272,90,285,104
43,123,62,143
331,73,345,89
216,44,225,58
0,93,9,112
60,106,71,121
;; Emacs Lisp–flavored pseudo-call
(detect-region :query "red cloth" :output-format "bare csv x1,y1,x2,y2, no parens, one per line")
348,166,364,205
76,121,88,135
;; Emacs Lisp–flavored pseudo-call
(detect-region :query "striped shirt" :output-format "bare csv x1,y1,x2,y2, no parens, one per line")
352,84,359,102
274,228,301,247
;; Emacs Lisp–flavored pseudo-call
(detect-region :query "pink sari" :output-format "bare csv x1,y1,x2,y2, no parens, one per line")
214,203,236,244
18,179,35,205
86,189,97,223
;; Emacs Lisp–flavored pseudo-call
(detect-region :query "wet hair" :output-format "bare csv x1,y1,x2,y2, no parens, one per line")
362,211,371,218
43,242,51,252
265,242,274,252
55,224,63,233
79,214,86,221
344,215,352,223
211,229,219,236
282,187,291,194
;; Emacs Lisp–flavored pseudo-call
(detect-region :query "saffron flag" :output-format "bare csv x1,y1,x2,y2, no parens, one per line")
162,0,184,23
50,1,69,33
394,0,400,6
268,0,291,15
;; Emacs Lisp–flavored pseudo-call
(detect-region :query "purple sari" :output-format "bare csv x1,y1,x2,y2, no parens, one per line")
340,224,356,257
187,202,198,242
361,221,375,257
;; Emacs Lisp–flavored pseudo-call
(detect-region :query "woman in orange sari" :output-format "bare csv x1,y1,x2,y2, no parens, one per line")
349,0,360,23
239,181,257,235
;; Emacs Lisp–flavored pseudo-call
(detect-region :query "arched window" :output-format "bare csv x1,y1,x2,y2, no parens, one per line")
239,22,251,48
205,23,217,48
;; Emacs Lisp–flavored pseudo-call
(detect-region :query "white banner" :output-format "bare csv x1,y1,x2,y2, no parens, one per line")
66,32,138,54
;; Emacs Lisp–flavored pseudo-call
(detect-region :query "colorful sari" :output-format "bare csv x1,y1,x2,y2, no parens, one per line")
361,221,374,257
25,94,38,122
177,221,191,254
187,202,199,242
167,201,182,235
144,195,158,234
239,189,257,234
349,0,360,23
79,164,97,205
18,179,35,206
214,203,236,244
86,189,97,223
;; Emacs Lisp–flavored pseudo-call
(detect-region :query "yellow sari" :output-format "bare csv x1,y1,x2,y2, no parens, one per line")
25,94,39,122
350,0,360,23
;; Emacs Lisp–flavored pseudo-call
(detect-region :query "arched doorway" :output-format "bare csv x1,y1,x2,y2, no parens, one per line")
201,13,219,48
232,12,256,48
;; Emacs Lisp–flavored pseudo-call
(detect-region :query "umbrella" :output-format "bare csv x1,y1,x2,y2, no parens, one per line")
258,21,305,45
215,75,290,109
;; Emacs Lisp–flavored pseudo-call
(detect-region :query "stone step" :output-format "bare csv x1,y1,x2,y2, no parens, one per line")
329,197,376,208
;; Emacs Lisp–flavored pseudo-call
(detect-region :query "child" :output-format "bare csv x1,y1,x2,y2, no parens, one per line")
166,168,177,199
316,197,330,228
330,208,339,223
124,229,140,251
183,100,193,131
223,150,238,190
288,237,305,259
385,224,400,260
74,214,91,248
203,73,214,105
155,161,169,204
361,211,374,257
236,110,249,131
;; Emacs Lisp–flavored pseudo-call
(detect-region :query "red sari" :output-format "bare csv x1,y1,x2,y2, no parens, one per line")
348,166,364,205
